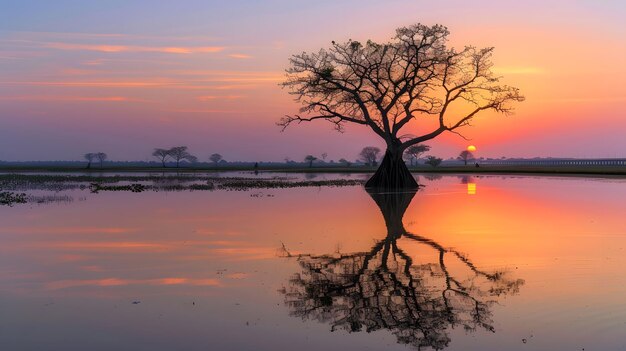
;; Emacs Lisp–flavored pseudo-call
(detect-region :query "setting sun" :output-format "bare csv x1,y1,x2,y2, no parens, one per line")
467,145,477,152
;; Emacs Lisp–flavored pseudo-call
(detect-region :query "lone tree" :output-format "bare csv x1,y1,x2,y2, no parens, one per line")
359,146,381,166
209,153,223,166
95,152,107,168
304,155,317,168
152,148,170,167
84,153,95,169
458,150,474,165
425,155,443,167
404,144,430,166
168,146,196,168
279,23,523,190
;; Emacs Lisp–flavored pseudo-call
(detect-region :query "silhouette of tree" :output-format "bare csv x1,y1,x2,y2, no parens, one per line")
425,156,443,167
209,153,223,166
152,148,171,167
84,153,95,169
279,23,524,190
405,144,431,166
168,146,196,168
304,155,317,168
321,152,328,161
280,190,523,350
458,150,474,166
338,158,352,167
95,152,107,168
359,146,381,166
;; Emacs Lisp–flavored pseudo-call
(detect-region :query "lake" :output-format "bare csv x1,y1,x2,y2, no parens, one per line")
1,173,625,350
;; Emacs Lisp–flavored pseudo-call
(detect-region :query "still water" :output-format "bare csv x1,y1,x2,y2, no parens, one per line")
1,173,625,350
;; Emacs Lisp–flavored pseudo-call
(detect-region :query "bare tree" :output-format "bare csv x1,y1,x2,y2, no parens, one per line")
209,153,223,166
280,190,524,350
168,146,196,168
321,152,328,161
425,155,443,167
279,23,523,189
152,148,170,167
359,146,381,166
84,153,95,169
459,150,474,165
304,155,317,168
404,144,430,166
95,152,107,168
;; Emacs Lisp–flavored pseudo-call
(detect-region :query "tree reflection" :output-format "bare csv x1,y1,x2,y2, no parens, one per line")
280,190,524,350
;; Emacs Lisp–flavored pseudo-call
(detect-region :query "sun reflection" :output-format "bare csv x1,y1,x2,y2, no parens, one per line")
467,182,477,195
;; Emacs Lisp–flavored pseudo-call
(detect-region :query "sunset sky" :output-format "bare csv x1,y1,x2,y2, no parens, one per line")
1,0,625,162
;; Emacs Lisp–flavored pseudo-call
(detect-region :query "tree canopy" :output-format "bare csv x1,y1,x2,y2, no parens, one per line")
209,153,223,165
405,144,430,165
459,150,475,165
280,23,523,145
359,146,381,166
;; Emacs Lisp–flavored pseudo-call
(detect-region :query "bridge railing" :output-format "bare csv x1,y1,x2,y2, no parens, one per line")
479,159,626,166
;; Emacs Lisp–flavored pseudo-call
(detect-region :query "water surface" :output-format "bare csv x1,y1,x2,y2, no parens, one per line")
1,173,625,350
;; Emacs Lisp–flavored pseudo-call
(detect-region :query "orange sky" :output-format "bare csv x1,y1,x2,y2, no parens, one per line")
1,0,625,161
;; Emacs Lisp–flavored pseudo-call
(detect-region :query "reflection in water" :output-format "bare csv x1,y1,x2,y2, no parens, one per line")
467,183,476,195
281,190,524,350
458,175,476,195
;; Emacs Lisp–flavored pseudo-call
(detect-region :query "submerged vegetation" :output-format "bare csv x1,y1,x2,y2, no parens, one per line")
0,173,364,206
0,191,27,206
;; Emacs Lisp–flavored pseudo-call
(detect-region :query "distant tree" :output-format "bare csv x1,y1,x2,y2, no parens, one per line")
338,158,352,167
321,152,328,161
168,146,196,168
152,148,171,167
279,23,524,190
404,144,431,166
95,152,107,168
304,155,317,168
209,153,223,166
458,150,475,165
84,153,95,169
425,155,443,167
359,146,381,166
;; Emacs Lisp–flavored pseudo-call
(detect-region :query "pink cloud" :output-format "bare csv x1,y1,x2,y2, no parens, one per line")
43,42,224,54
228,53,252,59
197,95,242,101
0,95,138,102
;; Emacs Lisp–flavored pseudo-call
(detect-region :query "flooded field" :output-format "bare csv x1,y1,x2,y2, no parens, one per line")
1,172,625,350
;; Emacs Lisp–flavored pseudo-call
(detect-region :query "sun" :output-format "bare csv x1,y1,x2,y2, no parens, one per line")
467,145,477,152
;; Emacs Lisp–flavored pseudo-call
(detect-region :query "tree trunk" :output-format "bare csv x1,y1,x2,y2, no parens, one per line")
367,188,416,239
86,162,91,169
365,146,418,190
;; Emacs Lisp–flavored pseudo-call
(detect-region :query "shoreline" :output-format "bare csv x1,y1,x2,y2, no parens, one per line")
1,165,625,177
